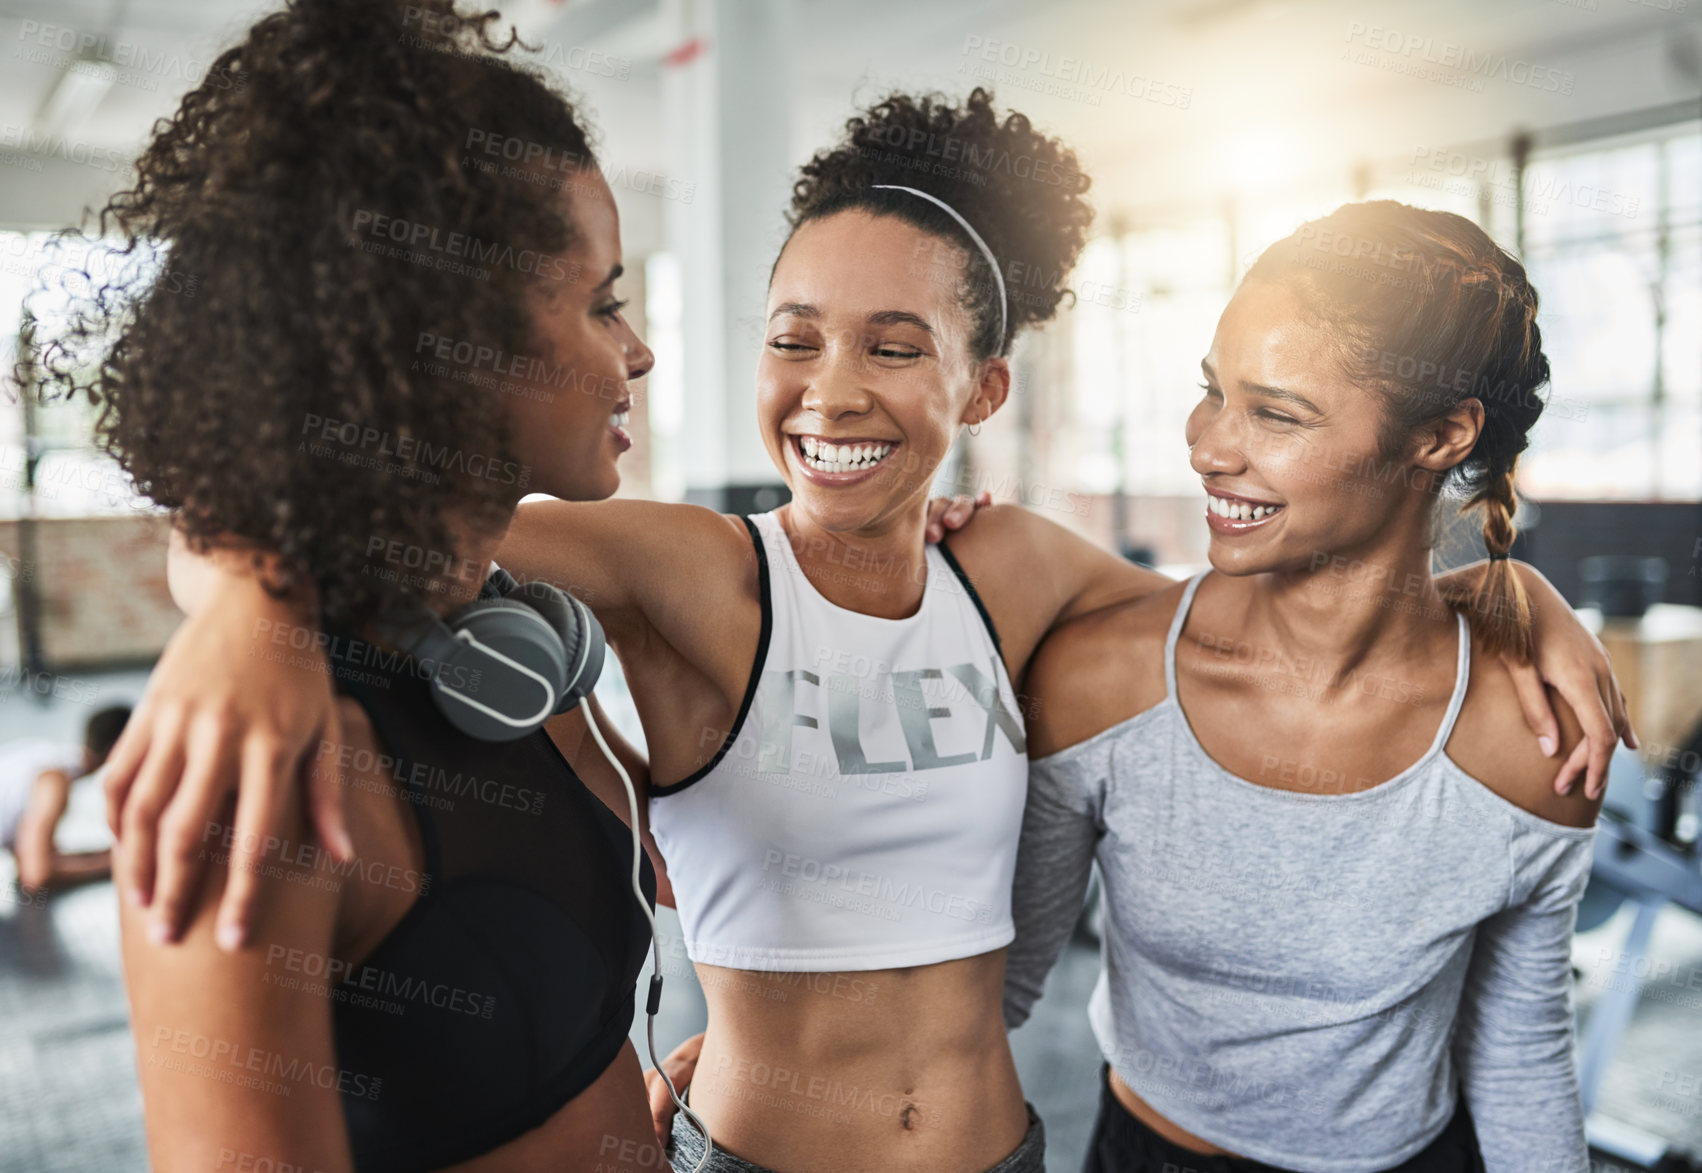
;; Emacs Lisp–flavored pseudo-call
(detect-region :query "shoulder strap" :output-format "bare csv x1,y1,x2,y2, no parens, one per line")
1428,611,1473,754
648,514,773,797
326,640,446,879
935,537,1003,661
1163,572,1210,699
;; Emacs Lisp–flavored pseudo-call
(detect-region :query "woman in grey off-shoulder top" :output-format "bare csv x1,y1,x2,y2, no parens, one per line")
1006,573,1597,1173
1004,201,1602,1173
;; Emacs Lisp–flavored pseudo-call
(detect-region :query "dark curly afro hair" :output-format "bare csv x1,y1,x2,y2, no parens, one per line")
26,0,597,631
785,87,1094,361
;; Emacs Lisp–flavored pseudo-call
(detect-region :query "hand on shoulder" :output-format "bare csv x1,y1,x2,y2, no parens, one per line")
1448,630,1603,830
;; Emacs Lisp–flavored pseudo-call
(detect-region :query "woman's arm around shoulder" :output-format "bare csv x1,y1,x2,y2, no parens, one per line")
937,505,1172,682
501,499,756,642
1004,582,1182,1029
1025,579,1186,759
1447,634,1603,831
944,504,1633,798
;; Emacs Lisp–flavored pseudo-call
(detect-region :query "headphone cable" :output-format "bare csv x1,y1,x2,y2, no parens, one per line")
581,698,714,1173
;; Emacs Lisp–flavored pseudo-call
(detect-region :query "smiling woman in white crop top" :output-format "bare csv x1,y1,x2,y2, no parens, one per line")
1005,202,1604,1173
649,509,1029,973
108,105,1631,1173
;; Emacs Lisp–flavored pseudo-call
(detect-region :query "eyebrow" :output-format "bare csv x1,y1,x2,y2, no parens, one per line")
1200,360,1322,414
867,309,933,333
1247,382,1323,414
593,263,624,292
767,303,934,333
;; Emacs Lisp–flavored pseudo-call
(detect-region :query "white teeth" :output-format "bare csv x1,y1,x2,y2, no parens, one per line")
610,410,629,428
799,440,895,473
1207,494,1282,522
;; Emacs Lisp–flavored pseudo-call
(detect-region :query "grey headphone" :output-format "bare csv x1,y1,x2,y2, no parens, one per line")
386,567,604,741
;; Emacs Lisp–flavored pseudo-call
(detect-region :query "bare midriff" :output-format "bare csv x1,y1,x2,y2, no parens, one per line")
686,951,1028,1173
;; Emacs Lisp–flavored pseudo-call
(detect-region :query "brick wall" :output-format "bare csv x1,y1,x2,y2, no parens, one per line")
0,514,180,669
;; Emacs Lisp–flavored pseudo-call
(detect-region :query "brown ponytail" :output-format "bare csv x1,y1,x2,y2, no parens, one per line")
1442,463,1534,661
1244,201,1549,660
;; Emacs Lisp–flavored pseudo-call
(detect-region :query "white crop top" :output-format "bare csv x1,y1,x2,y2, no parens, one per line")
648,511,1030,972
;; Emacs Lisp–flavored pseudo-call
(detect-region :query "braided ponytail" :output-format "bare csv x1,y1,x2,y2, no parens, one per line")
1443,462,1534,660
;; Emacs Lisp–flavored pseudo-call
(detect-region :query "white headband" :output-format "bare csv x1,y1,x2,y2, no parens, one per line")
871,184,1007,348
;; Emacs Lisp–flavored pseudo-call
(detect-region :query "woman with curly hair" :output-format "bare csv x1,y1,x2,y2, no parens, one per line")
33,0,676,1168
104,85,1628,1172
1006,204,1603,1172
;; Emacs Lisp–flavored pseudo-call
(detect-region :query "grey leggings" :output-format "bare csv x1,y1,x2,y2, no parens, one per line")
668,1100,1046,1173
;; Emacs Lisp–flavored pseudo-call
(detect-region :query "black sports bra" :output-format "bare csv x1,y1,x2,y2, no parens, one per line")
324,623,655,1172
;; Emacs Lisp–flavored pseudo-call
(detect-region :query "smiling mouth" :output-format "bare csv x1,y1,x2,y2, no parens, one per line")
609,402,631,430
1205,491,1285,526
792,435,899,475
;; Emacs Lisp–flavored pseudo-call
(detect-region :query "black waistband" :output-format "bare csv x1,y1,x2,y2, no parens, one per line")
1085,1066,1484,1173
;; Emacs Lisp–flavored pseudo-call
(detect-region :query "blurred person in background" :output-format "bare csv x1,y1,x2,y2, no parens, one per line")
1,703,128,892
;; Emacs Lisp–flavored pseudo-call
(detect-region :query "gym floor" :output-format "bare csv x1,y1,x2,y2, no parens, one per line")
2,670,1700,1172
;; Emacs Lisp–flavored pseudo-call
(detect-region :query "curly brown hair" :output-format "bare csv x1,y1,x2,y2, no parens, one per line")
785,87,1094,360
27,0,597,631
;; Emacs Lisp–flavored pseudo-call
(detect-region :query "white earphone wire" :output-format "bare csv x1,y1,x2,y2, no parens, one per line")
441,620,559,728
580,698,714,1173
